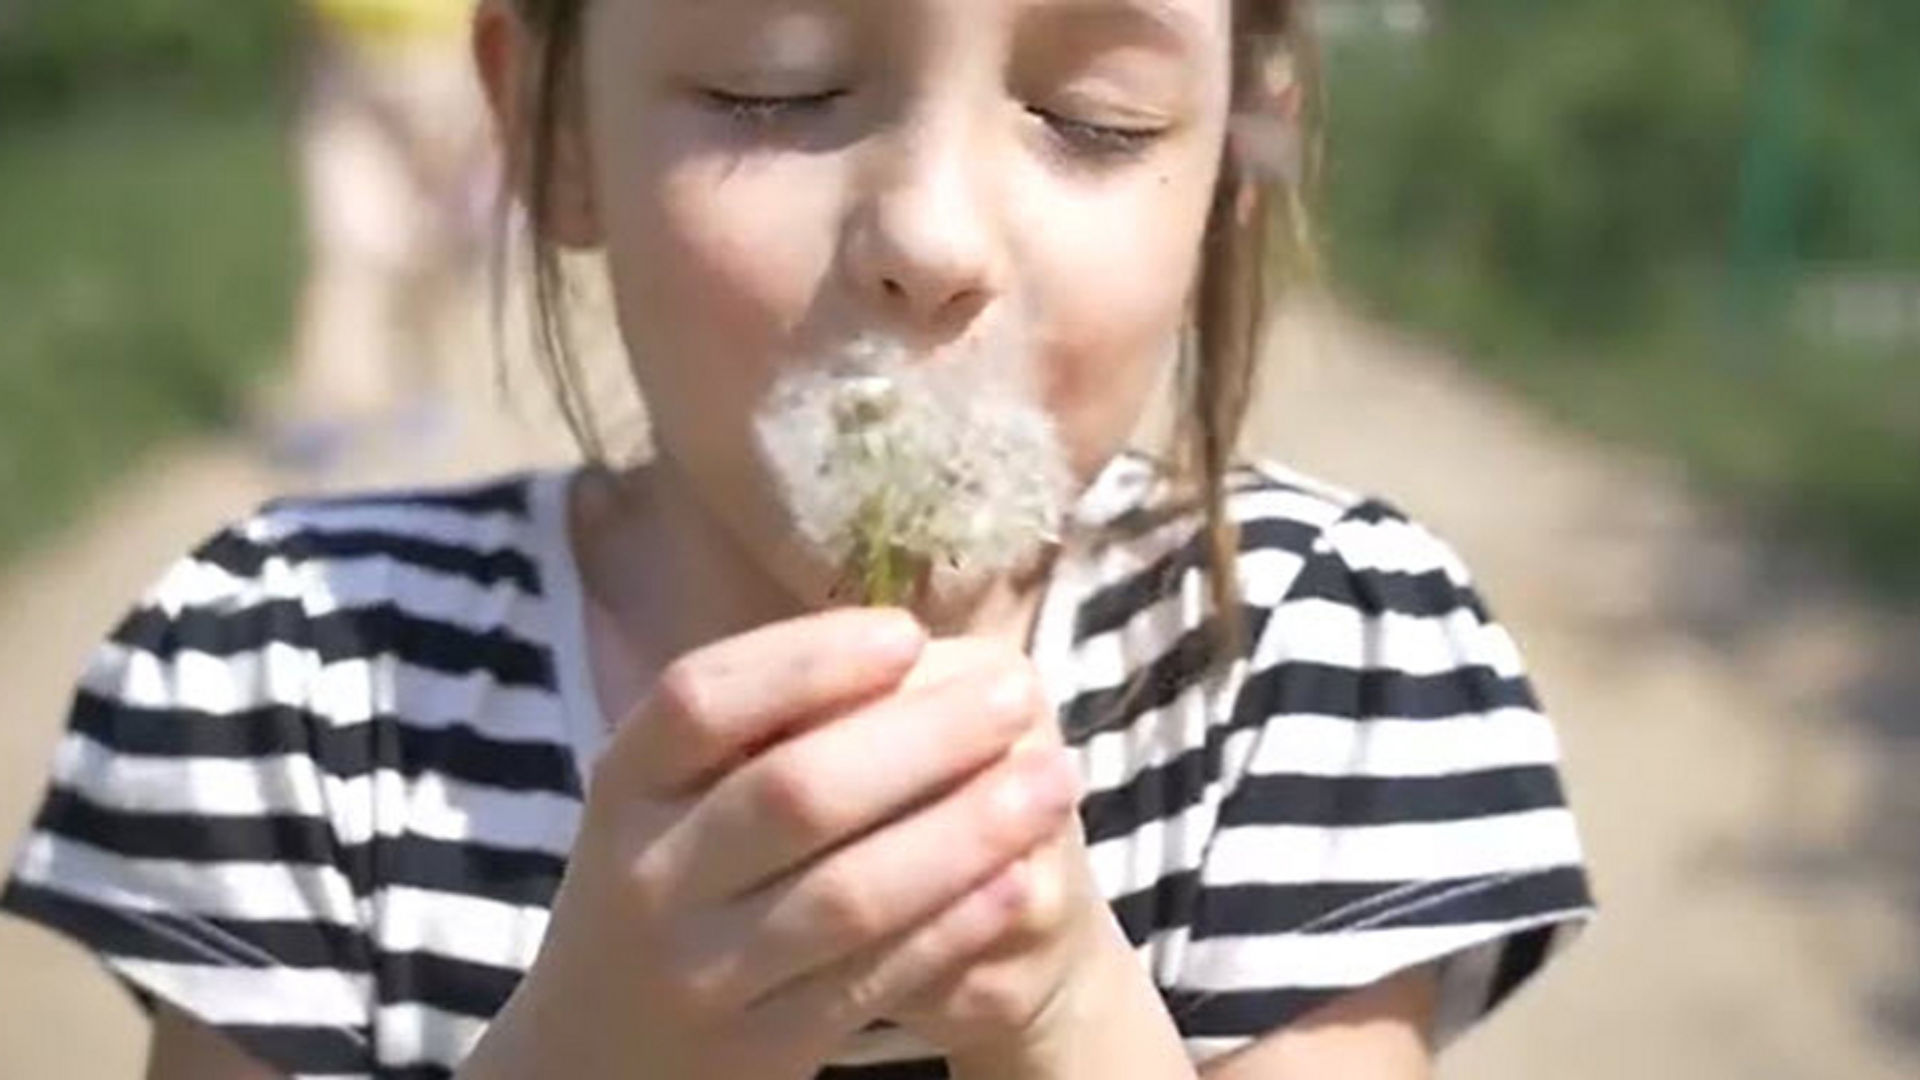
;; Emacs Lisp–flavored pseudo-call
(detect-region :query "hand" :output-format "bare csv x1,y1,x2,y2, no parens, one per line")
466,609,1082,1080
883,666,1112,1062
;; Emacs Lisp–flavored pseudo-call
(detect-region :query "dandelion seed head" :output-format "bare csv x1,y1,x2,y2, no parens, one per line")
754,332,1073,591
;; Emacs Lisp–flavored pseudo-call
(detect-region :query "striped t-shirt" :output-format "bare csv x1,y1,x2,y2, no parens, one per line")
4,454,1593,1078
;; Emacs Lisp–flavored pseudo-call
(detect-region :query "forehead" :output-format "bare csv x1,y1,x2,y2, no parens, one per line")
626,0,1231,50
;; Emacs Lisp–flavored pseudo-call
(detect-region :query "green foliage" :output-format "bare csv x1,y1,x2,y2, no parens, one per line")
1321,0,1920,591
0,0,297,120
1790,3,1920,262
0,1,300,562
0,103,296,563
1325,0,1751,346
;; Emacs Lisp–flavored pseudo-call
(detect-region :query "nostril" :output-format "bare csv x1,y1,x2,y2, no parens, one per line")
882,278,906,299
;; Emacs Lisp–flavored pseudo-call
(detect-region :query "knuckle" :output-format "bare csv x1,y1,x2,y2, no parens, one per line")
659,954,735,1022
947,971,1033,1031
969,811,1029,865
653,660,719,738
753,761,839,839
647,661,735,779
975,778,1050,854
808,871,887,945
1023,871,1065,930
618,850,678,920
832,963,894,1027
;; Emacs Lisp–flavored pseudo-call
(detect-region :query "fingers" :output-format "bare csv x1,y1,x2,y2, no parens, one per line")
718,744,1081,1009
659,651,1047,903
756,858,1039,1049
601,608,927,797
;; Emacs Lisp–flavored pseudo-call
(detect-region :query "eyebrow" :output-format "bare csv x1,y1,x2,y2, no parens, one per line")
1019,0,1215,56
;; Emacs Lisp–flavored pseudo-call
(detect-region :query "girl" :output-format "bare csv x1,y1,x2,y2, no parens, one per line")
2,1,1593,1077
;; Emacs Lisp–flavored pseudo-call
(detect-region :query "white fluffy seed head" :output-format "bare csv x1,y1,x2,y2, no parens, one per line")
754,334,1073,590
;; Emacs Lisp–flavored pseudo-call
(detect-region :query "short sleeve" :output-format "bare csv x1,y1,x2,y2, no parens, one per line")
2,522,376,1078
1166,500,1594,1058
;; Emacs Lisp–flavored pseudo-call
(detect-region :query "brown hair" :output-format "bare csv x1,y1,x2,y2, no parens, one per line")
503,0,1319,657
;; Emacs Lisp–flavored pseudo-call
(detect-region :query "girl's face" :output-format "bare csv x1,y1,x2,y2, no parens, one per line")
561,0,1231,596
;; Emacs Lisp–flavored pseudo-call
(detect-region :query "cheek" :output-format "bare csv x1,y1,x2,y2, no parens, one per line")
590,108,846,472
1022,168,1215,479
600,136,841,380
1043,328,1172,481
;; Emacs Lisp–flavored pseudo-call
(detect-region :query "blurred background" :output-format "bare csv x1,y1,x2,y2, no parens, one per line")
1,0,1915,1076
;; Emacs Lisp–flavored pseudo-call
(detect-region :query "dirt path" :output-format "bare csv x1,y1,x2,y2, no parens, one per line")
3,309,1916,1077
1257,308,1920,1079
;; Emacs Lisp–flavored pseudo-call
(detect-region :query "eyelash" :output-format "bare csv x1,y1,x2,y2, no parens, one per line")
1031,109,1169,161
698,90,1168,162
700,89,846,125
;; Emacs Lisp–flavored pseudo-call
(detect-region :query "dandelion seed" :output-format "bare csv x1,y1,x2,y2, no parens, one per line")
755,334,1072,607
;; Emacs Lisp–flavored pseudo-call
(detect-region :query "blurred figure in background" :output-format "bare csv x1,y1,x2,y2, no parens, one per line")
270,0,493,472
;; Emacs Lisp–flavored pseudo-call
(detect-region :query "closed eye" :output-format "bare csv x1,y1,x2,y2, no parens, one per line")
701,88,847,125
1030,107,1169,160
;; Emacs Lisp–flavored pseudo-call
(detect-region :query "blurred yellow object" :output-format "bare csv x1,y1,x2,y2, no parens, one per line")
309,0,473,42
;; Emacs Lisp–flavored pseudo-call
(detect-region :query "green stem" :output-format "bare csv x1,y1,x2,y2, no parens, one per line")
865,542,902,607
858,541,930,608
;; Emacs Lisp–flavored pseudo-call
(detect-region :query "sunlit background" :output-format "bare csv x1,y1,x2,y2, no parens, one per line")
1,1,1915,1076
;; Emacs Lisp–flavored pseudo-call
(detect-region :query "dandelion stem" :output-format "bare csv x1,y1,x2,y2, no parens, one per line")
848,494,928,607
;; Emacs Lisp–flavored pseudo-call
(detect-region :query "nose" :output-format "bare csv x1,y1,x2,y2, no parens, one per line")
842,125,1003,335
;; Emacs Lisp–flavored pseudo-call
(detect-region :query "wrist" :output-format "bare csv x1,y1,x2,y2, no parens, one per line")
947,914,1194,1080
455,991,550,1080
457,970,632,1080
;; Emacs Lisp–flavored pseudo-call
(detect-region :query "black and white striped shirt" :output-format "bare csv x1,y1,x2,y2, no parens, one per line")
4,455,1592,1078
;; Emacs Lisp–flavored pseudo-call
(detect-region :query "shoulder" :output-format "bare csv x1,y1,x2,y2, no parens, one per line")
106,471,561,699
147,472,548,611
1064,460,1590,1057
1220,461,1532,719
1060,454,1530,752
5,480,567,1075
1074,454,1486,640
241,472,545,583
1224,459,1480,613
